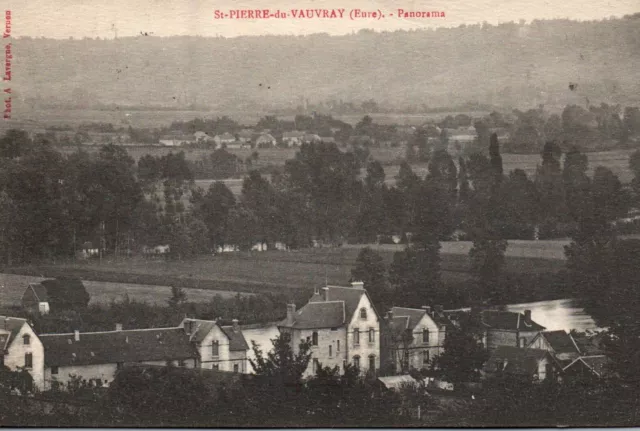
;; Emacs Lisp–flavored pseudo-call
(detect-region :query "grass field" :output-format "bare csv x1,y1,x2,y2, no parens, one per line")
0,272,248,308
3,241,568,307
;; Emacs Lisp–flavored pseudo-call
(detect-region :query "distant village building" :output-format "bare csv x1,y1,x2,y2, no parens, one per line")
21,283,51,315
562,355,612,380
278,282,381,377
282,131,305,147
194,131,214,144
39,326,198,390
237,129,255,144
255,133,277,148
159,133,195,146
181,318,250,373
0,316,45,390
213,132,237,147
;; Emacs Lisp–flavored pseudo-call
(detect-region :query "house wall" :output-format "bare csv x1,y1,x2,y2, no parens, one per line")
397,316,442,372
292,327,348,377
243,324,280,372
486,330,540,351
346,294,380,374
5,323,45,390
44,359,197,390
198,325,233,372
228,350,248,373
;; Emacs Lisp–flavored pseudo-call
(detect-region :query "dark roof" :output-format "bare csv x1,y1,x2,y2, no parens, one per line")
484,346,557,376
183,318,217,343
540,330,581,355
481,310,545,331
40,327,198,367
220,325,250,351
391,307,426,330
573,333,606,356
281,285,376,329
0,316,28,349
27,283,49,302
282,301,345,329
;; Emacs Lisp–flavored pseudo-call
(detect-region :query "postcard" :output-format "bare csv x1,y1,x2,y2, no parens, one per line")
0,0,639,427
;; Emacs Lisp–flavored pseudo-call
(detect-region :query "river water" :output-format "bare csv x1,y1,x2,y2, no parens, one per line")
505,298,598,332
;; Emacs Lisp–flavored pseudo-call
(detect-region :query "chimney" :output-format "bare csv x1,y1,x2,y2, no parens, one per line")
350,281,364,290
115,323,123,331
74,330,80,342
322,287,330,301
286,304,296,326
232,318,239,331
386,310,394,321
421,305,432,314
524,310,531,323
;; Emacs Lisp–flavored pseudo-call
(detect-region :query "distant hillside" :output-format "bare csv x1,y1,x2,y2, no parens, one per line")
13,16,640,112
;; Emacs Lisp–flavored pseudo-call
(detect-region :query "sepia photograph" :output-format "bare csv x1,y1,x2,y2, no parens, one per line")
0,0,639,426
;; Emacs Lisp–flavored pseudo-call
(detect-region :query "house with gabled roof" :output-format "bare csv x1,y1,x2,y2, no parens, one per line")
382,306,449,374
480,309,545,352
181,318,250,373
483,346,563,382
527,330,581,364
21,283,50,315
563,355,612,380
39,325,198,390
278,282,381,377
0,316,45,390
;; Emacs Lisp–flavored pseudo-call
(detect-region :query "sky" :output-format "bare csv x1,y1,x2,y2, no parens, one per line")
7,0,639,39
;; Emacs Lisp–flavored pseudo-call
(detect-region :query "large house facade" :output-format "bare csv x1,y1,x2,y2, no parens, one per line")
278,282,381,377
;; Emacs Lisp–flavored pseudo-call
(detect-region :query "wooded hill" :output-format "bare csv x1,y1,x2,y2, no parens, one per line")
13,15,640,111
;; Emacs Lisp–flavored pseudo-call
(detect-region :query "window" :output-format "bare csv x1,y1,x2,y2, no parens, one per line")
51,366,59,375
354,329,360,346
329,345,332,357
336,340,340,352
353,355,360,370
520,337,527,348
24,353,33,369
212,364,219,370
212,340,219,356
423,329,429,344
313,358,320,372
233,364,239,373
360,308,367,319
23,335,30,345
312,331,318,346
369,355,376,372
368,328,375,343
178,360,186,367
422,350,430,366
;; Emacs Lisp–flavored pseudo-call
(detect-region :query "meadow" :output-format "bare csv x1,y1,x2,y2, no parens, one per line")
2,241,568,307
0,272,247,308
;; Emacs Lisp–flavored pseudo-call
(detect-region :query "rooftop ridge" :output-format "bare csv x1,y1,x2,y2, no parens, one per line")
40,326,184,337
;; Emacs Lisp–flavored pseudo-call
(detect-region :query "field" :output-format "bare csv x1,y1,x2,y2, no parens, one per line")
3,241,568,306
0,272,247,308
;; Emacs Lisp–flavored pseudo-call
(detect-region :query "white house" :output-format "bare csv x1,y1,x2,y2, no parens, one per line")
255,133,277,148
181,318,250,373
0,316,45,390
385,306,448,373
278,282,381,377
213,132,237,146
282,131,305,147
